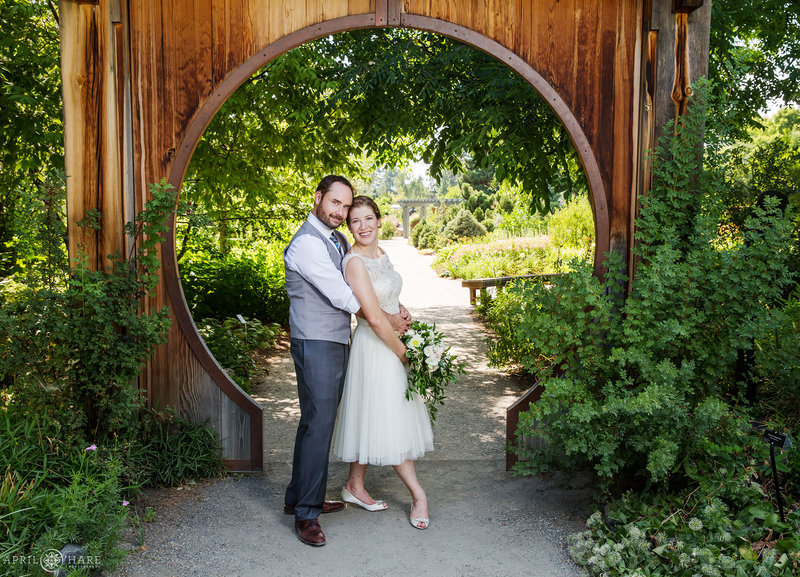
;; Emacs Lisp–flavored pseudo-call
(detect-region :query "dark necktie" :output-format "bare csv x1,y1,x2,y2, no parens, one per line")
329,232,343,256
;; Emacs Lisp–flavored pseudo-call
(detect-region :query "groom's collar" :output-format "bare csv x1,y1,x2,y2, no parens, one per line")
307,212,338,237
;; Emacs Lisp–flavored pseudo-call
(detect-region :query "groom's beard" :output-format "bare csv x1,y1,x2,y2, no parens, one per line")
314,208,345,229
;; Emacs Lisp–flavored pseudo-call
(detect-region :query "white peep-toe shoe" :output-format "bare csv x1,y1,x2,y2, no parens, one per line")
341,487,388,512
409,514,429,530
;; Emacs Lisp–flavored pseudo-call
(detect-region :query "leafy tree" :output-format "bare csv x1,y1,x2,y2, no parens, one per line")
1,179,175,439
709,1,800,137
0,0,63,274
322,29,584,213
183,26,586,246
181,42,366,253
713,107,800,276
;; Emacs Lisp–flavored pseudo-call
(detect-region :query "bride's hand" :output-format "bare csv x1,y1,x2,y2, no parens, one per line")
388,311,411,334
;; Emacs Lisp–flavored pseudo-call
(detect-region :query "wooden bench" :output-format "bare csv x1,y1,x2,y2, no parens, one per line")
461,273,562,305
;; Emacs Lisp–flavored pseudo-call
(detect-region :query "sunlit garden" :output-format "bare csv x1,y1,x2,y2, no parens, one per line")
2,1,799,575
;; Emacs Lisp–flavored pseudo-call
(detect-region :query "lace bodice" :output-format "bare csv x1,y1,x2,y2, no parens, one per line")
343,252,402,315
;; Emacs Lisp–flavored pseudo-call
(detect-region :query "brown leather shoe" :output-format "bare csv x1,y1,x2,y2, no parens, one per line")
283,500,345,515
295,519,326,546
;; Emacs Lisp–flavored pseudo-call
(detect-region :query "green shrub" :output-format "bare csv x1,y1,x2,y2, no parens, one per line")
0,407,223,574
379,219,396,239
547,194,594,252
180,241,289,325
197,316,280,392
568,427,800,576
411,219,442,249
409,219,428,247
0,179,175,439
0,414,129,576
755,287,800,426
119,408,225,488
495,182,547,237
418,226,441,250
496,86,796,491
442,209,487,241
431,235,572,279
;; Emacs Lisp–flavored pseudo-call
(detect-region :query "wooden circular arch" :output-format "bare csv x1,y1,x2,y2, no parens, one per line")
163,16,610,401
60,1,713,471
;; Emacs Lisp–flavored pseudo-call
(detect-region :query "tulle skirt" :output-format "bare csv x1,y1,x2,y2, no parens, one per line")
333,321,434,466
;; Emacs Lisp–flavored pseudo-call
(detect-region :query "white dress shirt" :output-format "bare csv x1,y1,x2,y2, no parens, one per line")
284,213,361,315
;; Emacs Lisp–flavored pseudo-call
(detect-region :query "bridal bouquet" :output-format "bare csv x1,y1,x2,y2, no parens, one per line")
402,320,465,423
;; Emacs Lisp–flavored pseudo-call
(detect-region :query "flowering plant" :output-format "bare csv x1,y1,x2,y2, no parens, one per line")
402,320,465,423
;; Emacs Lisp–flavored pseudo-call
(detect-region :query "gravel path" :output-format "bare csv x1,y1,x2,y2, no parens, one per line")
107,238,593,577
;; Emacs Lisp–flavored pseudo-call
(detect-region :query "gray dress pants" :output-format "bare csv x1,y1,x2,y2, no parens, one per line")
285,338,348,521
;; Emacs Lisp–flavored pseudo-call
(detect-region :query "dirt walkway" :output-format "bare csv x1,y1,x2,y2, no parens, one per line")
108,239,592,577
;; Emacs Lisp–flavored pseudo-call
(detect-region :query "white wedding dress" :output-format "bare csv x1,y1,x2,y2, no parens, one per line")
332,252,434,466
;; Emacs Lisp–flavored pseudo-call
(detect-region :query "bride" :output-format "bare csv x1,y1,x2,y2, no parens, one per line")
331,196,434,530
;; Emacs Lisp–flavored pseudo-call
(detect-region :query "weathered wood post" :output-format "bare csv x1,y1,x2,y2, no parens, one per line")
632,0,712,278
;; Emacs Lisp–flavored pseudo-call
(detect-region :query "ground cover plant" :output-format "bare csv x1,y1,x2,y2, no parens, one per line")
485,85,800,576
196,316,281,393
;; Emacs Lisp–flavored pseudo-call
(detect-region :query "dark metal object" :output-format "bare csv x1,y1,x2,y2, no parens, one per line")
673,0,704,13
762,428,789,523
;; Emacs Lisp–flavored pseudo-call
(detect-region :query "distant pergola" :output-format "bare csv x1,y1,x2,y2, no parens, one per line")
396,198,465,238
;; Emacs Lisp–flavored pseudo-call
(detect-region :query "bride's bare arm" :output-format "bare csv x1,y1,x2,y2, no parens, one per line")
345,257,407,363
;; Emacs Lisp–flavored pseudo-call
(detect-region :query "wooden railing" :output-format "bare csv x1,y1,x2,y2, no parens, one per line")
462,273,562,305
506,382,545,471
460,272,561,468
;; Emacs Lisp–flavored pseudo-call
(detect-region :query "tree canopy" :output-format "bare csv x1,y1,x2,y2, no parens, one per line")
2,1,800,258
184,27,583,247
709,0,800,137
0,0,63,273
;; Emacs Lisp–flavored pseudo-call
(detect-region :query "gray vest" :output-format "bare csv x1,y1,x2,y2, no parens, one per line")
284,220,352,344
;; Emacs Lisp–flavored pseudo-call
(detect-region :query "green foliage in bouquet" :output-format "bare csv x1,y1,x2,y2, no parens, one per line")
401,320,465,423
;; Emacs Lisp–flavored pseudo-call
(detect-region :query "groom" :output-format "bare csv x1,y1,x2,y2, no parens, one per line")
283,175,410,546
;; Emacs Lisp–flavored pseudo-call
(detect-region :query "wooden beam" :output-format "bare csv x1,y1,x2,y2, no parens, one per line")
387,0,402,26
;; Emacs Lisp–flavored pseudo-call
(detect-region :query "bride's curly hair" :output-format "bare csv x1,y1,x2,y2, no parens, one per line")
347,195,381,225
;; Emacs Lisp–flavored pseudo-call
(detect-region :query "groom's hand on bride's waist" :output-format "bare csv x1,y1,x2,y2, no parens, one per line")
389,310,411,334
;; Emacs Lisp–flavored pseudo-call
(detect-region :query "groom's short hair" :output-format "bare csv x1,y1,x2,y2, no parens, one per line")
316,175,354,198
